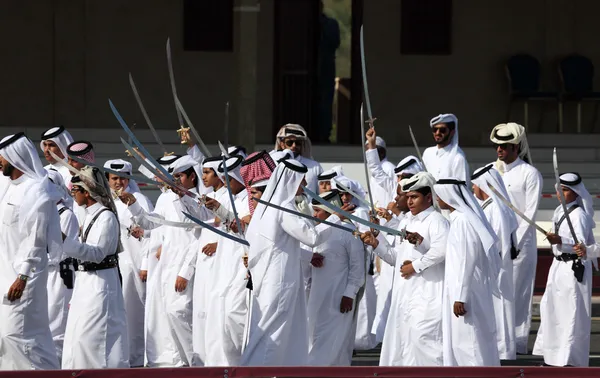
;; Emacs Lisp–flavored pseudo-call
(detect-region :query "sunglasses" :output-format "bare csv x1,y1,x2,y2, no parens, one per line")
432,127,449,134
284,139,302,147
70,186,84,193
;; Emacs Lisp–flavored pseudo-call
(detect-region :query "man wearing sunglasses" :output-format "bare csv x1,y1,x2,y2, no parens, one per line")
489,122,542,356
422,113,470,185
274,124,323,193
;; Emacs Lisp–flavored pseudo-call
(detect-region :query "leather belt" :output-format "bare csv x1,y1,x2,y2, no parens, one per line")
555,253,578,262
78,254,119,272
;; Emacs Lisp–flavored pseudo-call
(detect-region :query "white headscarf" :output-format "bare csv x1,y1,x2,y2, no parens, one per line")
557,172,595,229
246,159,308,295
399,171,436,193
275,124,313,159
137,154,182,180
311,189,343,213
39,126,74,161
395,155,425,177
269,149,293,164
472,164,519,234
47,168,74,209
434,178,497,255
430,113,459,152
222,146,247,159
318,165,344,182
331,175,366,202
217,155,244,185
0,133,63,263
490,122,533,166
171,155,210,194
104,158,141,193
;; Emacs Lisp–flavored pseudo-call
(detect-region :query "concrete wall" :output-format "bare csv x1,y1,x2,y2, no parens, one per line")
364,0,600,146
2,0,600,146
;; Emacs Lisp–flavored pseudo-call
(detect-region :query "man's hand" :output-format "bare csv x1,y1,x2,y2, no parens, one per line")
7,277,26,302
376,207,392,222
400,260,415,279
365,128,377,150
177,127,194,147
546,232,562,245
386,201,401,216
241,215,252,227
341,203,356,213
574,243,587,258
453,301,467,317
130,226,144,239
155,246,162,260
360,231,379,249
139,270,148,282
229,220,246,234
202,242,218,256
118,192,137,206
340,296,354,313
405,231,423,246
311,253,325,268
242,254,249,268
205,198,221,211
175,276,188,292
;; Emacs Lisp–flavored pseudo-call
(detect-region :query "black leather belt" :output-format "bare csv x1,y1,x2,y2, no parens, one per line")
78,254,119,272
555,253,578,262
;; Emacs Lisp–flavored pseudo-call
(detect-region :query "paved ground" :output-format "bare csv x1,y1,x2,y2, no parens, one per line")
351,318,600,366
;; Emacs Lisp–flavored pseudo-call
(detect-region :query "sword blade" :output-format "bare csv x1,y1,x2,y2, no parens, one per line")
359,102,376,214
408,125,427,172
166,37,184,128
69,155,162,187
359,26,373,122
143,213,202,229
218,140,230,158
487,181,547,235
553,148,579,244
224,101,230,152
183,211,249,246
128,73,168,155
174,96,212,157
332,177,372,209
303,185,406,238
254,197,358,235
219,148,244,240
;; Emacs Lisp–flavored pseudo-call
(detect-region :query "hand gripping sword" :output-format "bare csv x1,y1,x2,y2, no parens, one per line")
553,148,579,244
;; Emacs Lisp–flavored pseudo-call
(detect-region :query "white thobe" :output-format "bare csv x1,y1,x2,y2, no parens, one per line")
296,155,323,194
494,158,542,353
307,222,365,366
481,198,517,360
374,207,448,366
201,190,251,366
422,144,470,184
62,203,129,369
442,211,500,366
189,186,228,365
0,176,60,370
533,203,594,366
114,189,154,367
241,210,337,366
130,190,201,367
47,203,79,365
43,163,72,191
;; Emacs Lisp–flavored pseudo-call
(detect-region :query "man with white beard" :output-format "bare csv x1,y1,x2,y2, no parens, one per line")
274,124,323,193
40,126,74,185
489,122,542,354
62,166,129,368
103,158,154,367
0,133,61,370
362,172,448,366
308,190,365,366
533,172,595,367
45,169,79,365
471,164,519,360
434,179,499,366
422,114,470,183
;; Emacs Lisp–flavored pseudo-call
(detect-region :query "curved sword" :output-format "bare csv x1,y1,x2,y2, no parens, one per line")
360,103,377,214
359,26,375,127
128,73,170,155
487,181,547,235
68,155,162,188
218,144,245,241
553,148,579,244
332,177,373,209
143,213,203,229
166,38,184,130
183,211,249,246
409,125,427,172
175,96,212,158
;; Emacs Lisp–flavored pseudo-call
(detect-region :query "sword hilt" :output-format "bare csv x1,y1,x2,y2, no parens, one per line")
177,126,191,145
365,117,377,129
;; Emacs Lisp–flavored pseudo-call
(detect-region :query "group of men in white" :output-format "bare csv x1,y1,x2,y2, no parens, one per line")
0,113,596,370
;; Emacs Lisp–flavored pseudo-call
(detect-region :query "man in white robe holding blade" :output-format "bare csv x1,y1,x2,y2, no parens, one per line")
0,132,62,370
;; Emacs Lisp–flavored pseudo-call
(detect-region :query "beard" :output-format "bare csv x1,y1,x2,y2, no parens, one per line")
1,162,14,177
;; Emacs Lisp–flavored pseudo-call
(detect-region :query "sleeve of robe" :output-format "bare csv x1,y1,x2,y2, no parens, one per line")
16,199,57,277
411,215,449,274
365,149,395,195
344,233,366,298
178,242,198,280
128,200,165,230
62,210,119,263
280,208,338,247
452,152,470,184
372,233,397,267
186,144,205,165
517,168,543,244
454,216,479,304
53,208,80,264
554,208,589,256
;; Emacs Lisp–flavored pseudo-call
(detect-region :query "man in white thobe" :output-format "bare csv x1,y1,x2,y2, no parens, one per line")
45,169,79,366
39,126,74,186
533,172,595,367
472,164,519,360
0,132,61,370
317,165,343,194
308,190,365,366
104,159,154,367
66,140,96,225
434,179,500,366
490,122,542,354
274,124,323,193
62,166,129,368
242,159,336,366
422,113,470,183
362,172,448,366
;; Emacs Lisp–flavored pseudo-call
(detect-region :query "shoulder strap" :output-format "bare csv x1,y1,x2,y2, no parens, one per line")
481,198,493,210
82,208,111,243
58,207,68,216
555,205,579,232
